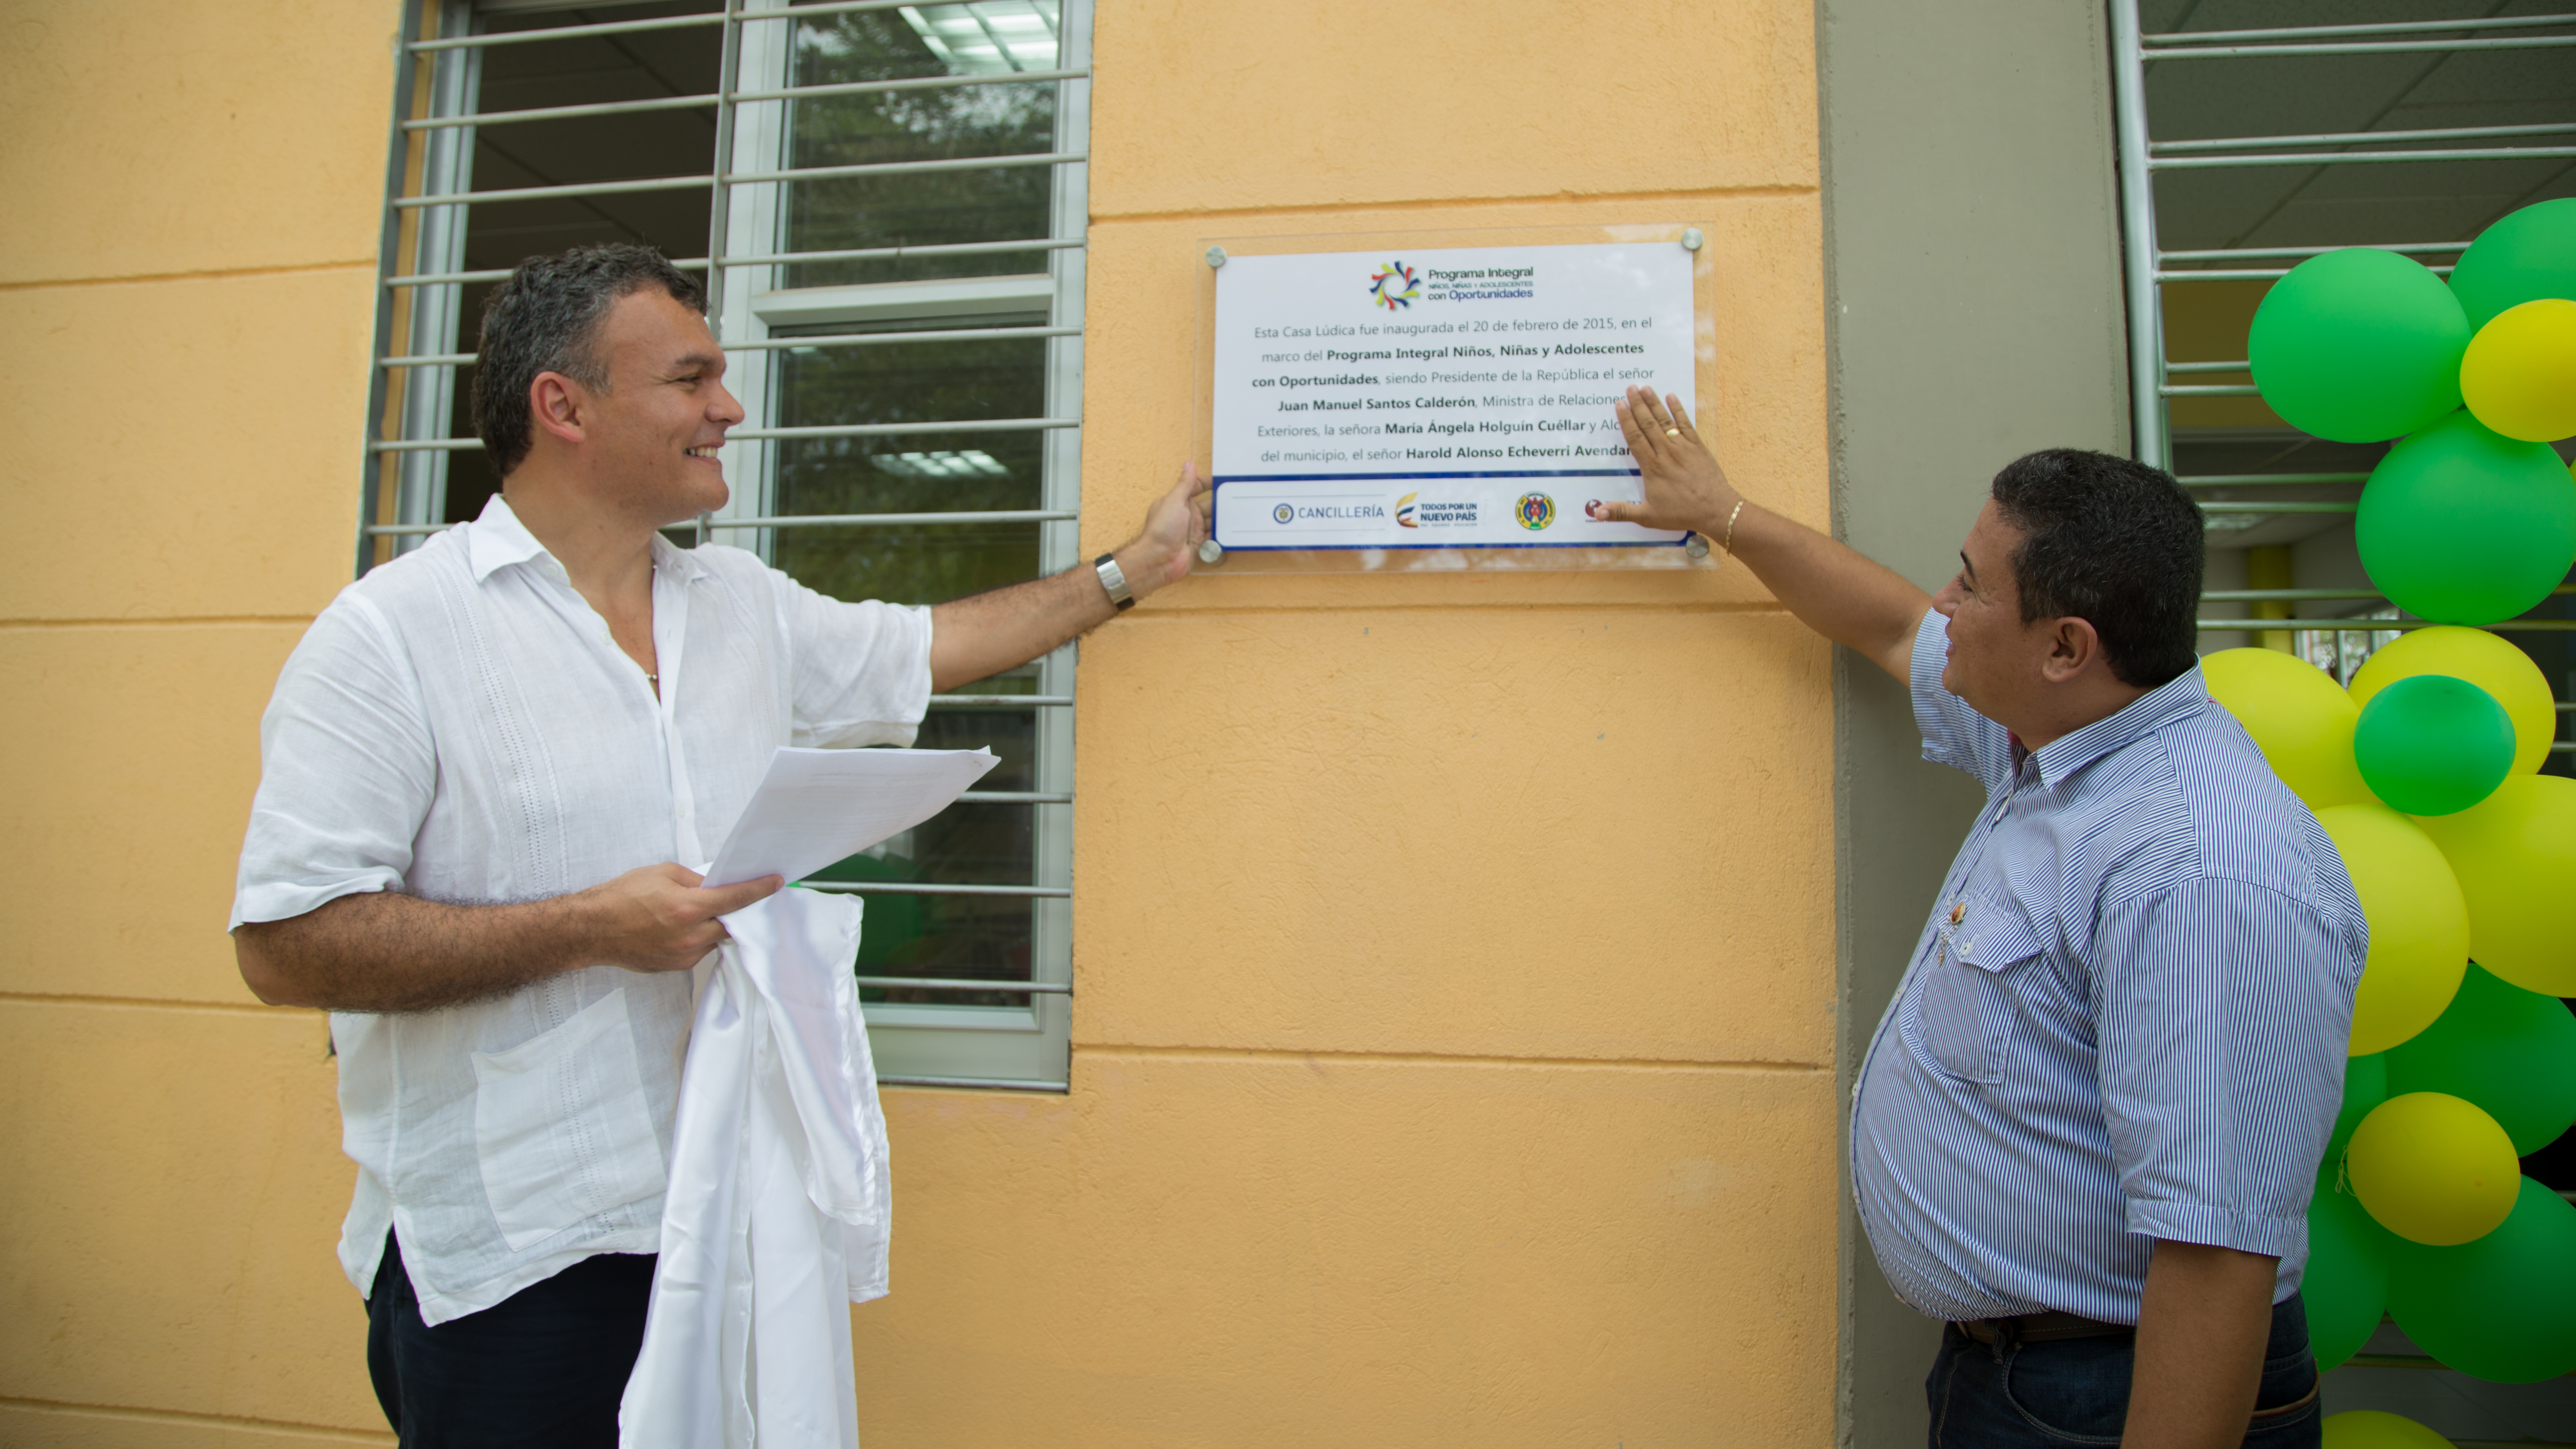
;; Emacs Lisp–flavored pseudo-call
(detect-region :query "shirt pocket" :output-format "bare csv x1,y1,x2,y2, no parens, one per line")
1918,894,2046,1086
470,988,669,1251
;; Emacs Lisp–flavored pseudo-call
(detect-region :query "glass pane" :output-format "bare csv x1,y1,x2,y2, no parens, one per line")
784,2,1062,287
438,0,725,525
769,324,1049,604
805,709,1045,1006
765,4,1072,1007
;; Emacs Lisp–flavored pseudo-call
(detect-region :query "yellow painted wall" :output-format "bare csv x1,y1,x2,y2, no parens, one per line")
2,1,402,1444
1,1,1837,1444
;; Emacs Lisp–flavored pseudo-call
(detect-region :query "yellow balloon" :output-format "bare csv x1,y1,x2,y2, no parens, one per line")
2324,1409,2456,1449
2317,804,2469,1055
2350,625,2557,776
2201,647,2371,808
2347,1092,2521,1245
2461,298,2576,442
2413,774,2576,996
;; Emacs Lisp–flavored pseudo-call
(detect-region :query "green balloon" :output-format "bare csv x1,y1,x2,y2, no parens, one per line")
2306,1184,2393,1370
2387,963,2576,1156
2356,409,2576,625
2325,1053,2389,1175
2353,675,2517,816
2449,198,2576,329
2388,1176,2576,1382
2250,249,2469,443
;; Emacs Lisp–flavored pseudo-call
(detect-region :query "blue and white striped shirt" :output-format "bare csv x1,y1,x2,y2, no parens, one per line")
1851,609,2367,1324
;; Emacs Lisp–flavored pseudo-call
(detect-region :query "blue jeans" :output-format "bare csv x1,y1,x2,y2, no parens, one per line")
1926,1295,2322,1447
365,1231,654,1448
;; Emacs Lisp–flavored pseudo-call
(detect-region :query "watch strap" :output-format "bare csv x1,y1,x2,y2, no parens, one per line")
1094,552,1135,611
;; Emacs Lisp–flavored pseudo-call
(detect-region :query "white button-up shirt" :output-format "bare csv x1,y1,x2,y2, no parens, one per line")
232,495,931,1325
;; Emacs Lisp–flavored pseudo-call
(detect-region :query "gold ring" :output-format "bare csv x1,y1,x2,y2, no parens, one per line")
1664,427,1681,437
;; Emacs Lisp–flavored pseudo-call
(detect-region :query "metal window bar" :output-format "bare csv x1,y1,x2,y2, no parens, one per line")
2155,122,2576,158
402,0,986,54
2158,267,2453,282
361,0,1092,1088
2151,145,2576,171
402,65,1090,132
2141,36,2576,62
2114,0,2576,760
2145,14,2576,44
387,259,709,289
2160,243,2467,261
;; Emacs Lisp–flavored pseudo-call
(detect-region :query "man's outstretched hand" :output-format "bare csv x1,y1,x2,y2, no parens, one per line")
1591,387,1742,539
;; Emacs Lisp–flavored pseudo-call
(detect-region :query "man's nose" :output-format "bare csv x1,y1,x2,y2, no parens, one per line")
710,380,746,426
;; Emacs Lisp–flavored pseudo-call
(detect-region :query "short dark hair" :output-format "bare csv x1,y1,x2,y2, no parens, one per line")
471,244,708,476
1988,449,2205,689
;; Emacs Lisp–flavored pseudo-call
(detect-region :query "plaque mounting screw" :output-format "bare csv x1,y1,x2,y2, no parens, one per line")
1680,228,1704,252
1685,534,1711,559
1197,539,1225,564
1204,245,1228,268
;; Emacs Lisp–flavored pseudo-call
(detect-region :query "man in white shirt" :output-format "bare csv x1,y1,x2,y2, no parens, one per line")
231,244,1205,1446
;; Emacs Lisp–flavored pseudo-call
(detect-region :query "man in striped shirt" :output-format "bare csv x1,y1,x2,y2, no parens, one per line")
1599,388,2364,1447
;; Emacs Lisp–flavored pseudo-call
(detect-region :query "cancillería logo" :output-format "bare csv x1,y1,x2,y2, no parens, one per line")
1273,503,1296,524
1515,491,1556,531
1396,492,1420,528
1368,260,1420,311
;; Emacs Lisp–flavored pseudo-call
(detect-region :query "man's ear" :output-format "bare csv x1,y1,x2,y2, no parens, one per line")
2041,615,2102,684
530,371,588,448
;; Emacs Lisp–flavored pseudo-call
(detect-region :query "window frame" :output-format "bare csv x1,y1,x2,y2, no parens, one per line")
360,0,1092,1090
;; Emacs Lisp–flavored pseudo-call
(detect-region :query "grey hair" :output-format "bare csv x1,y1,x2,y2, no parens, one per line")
470,244,708,476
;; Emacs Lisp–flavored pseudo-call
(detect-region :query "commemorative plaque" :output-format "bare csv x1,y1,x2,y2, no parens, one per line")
1206,239,1698,558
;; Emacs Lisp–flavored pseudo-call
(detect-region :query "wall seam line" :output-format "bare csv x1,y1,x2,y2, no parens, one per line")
1092,183,1822,226
1072,1044,1830,1073
0,991,313,1019
0,1396,391,1442
1125,601,1798,619
0,614,324,631
0,260,378,292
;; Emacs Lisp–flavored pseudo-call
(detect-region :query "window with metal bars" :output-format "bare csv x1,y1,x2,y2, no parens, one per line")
360,0,1089,1090
2106,0,2575,771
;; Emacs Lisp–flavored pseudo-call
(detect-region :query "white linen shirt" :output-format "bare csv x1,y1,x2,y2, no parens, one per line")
232,495,931,1325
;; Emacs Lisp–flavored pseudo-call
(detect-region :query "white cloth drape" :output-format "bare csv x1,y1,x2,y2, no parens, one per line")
620,887,891,1449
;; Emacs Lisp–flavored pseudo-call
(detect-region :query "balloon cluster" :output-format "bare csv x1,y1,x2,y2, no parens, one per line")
2204,198,2576,1385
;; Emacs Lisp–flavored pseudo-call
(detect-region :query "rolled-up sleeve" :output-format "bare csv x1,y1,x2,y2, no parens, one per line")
2092,875,2352,1262
231,594,437,929
775,571,934,750
1910,608,2014,791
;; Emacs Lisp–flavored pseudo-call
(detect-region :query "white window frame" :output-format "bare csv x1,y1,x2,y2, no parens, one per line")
361,0,1091,1090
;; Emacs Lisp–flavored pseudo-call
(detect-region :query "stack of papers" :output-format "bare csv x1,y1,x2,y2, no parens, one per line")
702,746,1000,889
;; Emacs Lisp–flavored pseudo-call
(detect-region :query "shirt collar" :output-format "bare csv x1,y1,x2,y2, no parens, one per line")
464,493,547,582
464,493,709,586
2023,662,2211,790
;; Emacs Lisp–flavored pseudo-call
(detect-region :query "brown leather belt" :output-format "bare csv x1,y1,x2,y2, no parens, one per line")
1954,1310,2135,1344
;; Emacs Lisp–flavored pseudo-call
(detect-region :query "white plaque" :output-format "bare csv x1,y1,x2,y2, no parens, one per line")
1209,241,1694,552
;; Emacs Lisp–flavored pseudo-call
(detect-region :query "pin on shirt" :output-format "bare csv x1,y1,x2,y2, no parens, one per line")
1937,900,1969,966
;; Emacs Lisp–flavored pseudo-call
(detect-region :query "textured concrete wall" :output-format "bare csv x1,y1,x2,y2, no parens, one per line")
1,1,1841,1443
840,1,1841,1441
1814,0,2129,1442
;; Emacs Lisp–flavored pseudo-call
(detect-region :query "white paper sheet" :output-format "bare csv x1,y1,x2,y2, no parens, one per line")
701,746,998,889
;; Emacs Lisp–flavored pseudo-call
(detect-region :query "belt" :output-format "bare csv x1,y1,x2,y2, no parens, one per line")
1954,1310,2135,1345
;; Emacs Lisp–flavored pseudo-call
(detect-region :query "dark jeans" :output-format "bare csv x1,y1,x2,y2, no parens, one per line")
366,1231,656,1448
1926,1295,2322,1447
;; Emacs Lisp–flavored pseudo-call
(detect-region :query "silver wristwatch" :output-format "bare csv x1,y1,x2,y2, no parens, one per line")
1093,552,1135,612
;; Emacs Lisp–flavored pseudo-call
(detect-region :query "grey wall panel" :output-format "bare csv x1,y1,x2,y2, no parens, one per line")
1815,2,2131,1444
